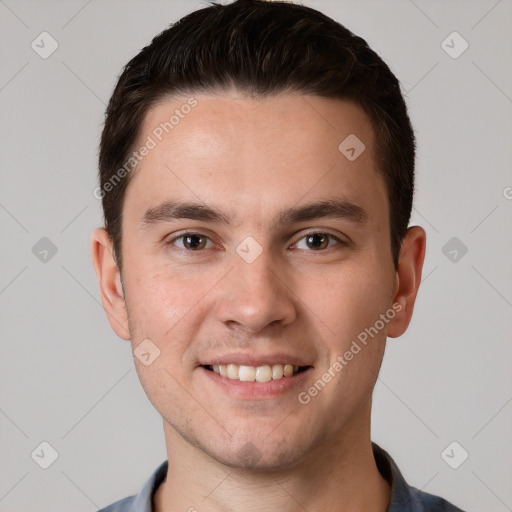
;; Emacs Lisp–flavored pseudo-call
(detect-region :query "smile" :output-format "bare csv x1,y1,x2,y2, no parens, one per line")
203,363,309,382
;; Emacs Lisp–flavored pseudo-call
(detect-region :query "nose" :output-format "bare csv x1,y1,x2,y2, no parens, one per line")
214,247,297,334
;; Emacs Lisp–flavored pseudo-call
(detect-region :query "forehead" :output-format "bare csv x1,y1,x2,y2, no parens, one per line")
124,92,387,229
140,91,375,162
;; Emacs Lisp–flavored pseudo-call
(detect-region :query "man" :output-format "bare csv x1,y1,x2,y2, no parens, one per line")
91,1,465,510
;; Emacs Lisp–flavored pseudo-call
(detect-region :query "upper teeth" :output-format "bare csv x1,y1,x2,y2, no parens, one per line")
211,364,300,382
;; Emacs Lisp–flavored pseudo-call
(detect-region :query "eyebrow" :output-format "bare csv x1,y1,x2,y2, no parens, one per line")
140,197,368,230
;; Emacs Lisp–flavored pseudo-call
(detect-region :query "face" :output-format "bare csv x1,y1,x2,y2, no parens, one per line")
92,91,425,471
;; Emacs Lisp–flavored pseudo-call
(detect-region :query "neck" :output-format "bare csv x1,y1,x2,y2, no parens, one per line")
154,408,390,512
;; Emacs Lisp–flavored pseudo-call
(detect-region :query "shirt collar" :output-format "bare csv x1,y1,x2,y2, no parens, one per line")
128,458,167,512
372,442,414,511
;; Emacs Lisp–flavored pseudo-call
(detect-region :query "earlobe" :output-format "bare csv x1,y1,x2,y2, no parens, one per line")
387,226,426,338
90,227,131,340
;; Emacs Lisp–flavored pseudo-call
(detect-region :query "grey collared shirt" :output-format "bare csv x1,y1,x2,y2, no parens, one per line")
98,443,465,511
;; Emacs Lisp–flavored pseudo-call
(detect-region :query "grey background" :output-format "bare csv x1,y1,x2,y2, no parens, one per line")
1,0,511,511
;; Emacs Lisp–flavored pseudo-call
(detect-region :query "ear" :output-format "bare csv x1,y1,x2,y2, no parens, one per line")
387,226,426,338
90,227,130,340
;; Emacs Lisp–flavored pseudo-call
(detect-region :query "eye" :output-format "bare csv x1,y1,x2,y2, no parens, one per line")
168,233,214,251
166,231,346,253
293,232,345,251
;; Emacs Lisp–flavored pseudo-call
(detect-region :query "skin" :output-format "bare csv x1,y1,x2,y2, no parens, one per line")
91,91,426,512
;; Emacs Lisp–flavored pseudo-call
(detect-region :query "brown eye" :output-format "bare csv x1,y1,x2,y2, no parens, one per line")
294,232,343,251
305,233,329,250
170,233,212,251
183,234,207,250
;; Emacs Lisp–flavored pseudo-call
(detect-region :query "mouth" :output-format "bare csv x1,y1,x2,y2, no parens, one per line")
201,363,311,382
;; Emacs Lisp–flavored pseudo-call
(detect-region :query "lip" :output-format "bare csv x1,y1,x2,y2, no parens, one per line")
199,352,313,367
199,365,313,400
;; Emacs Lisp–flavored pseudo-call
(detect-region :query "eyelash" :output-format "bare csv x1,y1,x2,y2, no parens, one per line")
166,231,347,253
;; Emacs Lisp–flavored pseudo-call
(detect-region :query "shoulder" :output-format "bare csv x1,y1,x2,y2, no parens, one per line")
97,495,136,512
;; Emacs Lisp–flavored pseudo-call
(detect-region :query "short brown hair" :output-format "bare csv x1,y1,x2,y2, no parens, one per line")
98,0,416,271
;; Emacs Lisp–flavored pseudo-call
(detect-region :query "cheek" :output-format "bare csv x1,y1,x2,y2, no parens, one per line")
306,258,394,347
125,270,203,412
125,266,207,340
303,263,393,412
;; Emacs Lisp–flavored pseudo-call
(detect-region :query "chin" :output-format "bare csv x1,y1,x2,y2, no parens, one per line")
166,411,325,471
213,448,303,472
201,434,314,472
